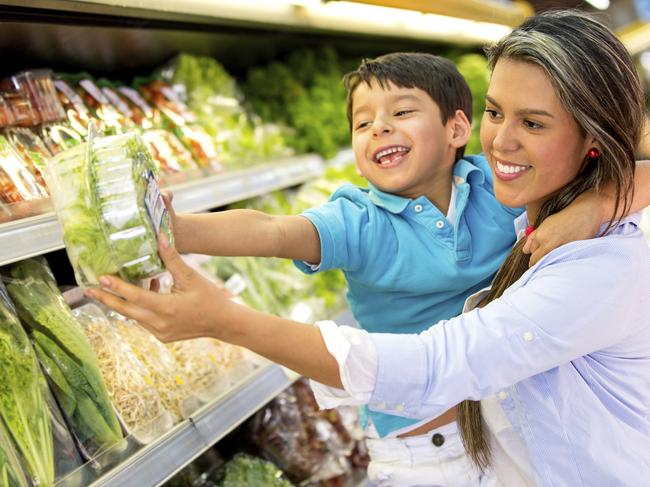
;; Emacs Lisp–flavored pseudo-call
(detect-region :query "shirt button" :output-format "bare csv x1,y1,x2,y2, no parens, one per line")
431,433,445,447
395,404,405,412
498,391,508,401
523,331,534,342
414,204,423,213
435,220,445,229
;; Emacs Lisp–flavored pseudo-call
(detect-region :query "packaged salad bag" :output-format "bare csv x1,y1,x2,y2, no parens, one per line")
44,125,173,288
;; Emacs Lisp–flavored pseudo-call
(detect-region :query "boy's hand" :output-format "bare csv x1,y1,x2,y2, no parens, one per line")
86,234,236,343
523,193,601,266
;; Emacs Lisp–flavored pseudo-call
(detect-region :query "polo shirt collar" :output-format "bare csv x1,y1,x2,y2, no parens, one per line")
453,155,485,185
367,183,411,214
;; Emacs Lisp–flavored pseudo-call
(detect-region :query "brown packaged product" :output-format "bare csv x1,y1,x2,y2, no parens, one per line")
11,70,65,124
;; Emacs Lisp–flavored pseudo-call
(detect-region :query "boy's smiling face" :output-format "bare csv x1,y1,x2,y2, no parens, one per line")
351,79,467,204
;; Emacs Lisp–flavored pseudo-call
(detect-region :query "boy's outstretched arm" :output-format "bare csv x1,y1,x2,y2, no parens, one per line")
525,160,650,265
173,209,321,263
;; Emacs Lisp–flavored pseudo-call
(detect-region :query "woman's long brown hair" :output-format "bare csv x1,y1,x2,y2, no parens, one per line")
458,10,644,471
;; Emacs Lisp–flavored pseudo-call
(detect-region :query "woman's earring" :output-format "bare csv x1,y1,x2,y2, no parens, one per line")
587,147,601,161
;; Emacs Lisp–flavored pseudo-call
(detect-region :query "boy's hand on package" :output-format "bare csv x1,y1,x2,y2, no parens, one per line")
86,233,235,343
523,197,600,266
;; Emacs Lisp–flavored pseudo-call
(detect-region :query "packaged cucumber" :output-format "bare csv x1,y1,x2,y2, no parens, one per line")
45,127,173,288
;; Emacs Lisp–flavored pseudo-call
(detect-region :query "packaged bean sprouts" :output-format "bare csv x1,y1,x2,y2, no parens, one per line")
74,303,175,444
45,127,173,288
106,311,201,419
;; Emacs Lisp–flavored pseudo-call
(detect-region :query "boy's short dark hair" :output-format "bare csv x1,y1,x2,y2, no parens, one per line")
344,52,473,159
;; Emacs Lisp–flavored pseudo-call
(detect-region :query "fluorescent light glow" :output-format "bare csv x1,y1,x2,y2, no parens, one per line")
584,0,610,10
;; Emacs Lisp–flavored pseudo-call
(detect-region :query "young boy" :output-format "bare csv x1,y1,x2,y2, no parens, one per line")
161,53,612,485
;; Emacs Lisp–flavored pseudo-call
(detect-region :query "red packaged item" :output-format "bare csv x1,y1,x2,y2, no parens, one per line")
53,78,91,137
11,70,65,124
0,85,38,127
0,94,15,128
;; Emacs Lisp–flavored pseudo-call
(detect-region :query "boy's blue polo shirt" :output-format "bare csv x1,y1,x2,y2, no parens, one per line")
294,154,522,436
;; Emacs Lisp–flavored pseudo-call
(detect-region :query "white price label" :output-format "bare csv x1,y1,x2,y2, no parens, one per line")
144,170,166,235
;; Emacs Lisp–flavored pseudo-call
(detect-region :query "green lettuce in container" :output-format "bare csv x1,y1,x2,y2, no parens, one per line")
0,281,54,486
45,129,173,288
6,259,125,462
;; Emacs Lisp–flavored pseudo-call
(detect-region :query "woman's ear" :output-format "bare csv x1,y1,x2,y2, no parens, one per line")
448,109,472,149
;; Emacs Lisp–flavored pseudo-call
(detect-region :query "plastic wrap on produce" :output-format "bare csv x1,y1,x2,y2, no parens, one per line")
4,259,126,466
72,76,133,135
39,122,83,154
0,417,29,487
10,70,65,124
4,127,52,189
106,310,201,419
73,303,175,444
0,280,54,486
45,129,173,288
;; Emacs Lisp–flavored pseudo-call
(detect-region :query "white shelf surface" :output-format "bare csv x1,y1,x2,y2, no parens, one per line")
0,155,324,267
89,363,296,487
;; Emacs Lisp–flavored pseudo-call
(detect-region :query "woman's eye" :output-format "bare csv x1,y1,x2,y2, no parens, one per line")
484,108,500,119
524,120,543,130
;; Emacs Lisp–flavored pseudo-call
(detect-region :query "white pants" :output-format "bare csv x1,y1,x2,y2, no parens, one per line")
365,422,490,487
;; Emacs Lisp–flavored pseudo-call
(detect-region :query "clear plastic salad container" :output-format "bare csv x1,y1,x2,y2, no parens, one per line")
45,129,173,288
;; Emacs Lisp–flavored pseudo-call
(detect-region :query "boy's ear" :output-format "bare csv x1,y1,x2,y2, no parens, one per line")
447,109,472,149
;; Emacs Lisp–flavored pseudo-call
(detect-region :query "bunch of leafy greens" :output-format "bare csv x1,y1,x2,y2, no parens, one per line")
0,282,54,486
169,53,291,167
242,47,351,159
6,259,124,458
217,454,293,487
47,132,172,287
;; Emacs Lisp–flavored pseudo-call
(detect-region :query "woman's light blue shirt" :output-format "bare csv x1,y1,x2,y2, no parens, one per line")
367,214,650,485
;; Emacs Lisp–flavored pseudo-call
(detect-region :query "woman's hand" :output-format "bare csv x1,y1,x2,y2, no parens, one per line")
523,193,601,266
86,234,237,343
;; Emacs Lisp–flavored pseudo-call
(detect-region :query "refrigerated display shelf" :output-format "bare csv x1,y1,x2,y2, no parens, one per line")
90,362,297,487
0,154,324,267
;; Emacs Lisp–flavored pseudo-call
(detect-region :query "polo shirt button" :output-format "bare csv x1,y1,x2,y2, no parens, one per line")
523,331,534,342
414,204,423,213
395,404,405,412
431,433,445,447
498,391,508,401
436,220,445,229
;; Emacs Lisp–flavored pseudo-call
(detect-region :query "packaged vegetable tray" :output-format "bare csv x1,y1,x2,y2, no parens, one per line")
45,128,173,288
0,417,29,487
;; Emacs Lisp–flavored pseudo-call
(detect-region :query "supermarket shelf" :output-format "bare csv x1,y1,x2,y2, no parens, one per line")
0,155,324,267
91,363,296,487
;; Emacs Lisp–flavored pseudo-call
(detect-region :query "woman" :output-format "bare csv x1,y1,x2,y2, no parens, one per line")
90,10,650,485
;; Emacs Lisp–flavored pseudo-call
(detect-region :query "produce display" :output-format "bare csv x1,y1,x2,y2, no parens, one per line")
0,281,54,486
107,311,200,419
5,259,124,461
74,303,174,443
45,130,173,288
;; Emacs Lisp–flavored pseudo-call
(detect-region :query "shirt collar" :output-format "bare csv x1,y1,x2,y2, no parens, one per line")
367,183,411,213
453,155,486,185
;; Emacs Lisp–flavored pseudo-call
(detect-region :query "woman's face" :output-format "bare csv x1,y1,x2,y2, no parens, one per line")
480,59,593,221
